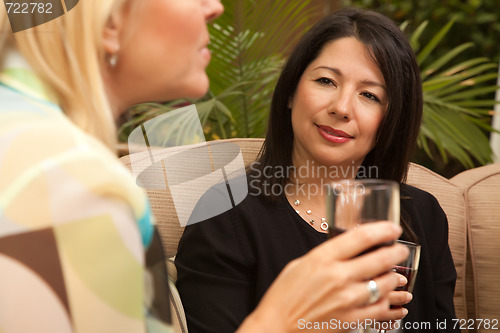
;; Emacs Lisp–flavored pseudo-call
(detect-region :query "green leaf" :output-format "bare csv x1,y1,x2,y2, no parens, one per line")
417,20,455,65
409,20,428,52
420,43,473,80
441,86,499,102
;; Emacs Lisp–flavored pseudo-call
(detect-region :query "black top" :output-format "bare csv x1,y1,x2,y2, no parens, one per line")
175,183,458,333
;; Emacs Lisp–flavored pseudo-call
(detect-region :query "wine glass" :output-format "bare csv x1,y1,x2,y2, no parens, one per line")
377,240,421,333
392,240,421,294
325,179,400,236
325,179,400,333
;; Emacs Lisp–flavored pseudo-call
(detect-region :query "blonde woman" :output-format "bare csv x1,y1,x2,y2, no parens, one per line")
0,1,408,332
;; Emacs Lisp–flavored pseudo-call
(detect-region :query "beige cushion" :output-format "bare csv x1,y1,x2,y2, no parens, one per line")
451,163,500,330
406,163,467,321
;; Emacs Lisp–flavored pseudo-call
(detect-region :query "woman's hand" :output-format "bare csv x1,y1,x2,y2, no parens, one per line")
375,280,414,331
238,222,409,333
388,288,413,309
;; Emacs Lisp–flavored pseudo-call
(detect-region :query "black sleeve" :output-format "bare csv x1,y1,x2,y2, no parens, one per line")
403,186,459,332
175,188,256,333
425,195,459,332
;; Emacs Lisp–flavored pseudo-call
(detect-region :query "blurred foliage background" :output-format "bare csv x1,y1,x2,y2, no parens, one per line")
341,0,500,64
119,0,499,177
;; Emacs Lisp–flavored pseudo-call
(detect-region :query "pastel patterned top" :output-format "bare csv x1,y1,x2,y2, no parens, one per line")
0,54,171,332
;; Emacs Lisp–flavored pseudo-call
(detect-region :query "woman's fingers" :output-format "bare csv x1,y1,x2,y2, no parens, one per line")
369,301,409,323
313,222,402,261
328,271,401,309
344,243,409,281
344,296,408,329
345,271,401,308
369,291,411,331
388,290,412,307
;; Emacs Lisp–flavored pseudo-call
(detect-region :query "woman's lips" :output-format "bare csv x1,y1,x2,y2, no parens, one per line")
200,46,211,62
316,124,353,144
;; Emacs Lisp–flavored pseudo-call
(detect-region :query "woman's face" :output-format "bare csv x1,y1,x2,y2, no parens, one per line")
290,37,388,173
109,0,223,109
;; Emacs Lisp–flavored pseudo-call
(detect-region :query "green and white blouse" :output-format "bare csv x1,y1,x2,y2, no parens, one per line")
0,54,171,332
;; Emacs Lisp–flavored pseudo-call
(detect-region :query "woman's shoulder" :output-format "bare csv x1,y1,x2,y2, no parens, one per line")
0,85,148,220
0,84,124,171
0,84,152,246
400,183,449,238
400,183,447,226
400,183,441,208
186,177,284,230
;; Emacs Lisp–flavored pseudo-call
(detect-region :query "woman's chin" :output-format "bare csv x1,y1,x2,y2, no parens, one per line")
177,76,210,100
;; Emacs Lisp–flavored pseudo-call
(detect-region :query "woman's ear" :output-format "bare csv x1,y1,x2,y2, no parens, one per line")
102,9,124,56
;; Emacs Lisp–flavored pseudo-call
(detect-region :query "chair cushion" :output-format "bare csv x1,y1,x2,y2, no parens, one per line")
407,163,467,321
451,163,500,327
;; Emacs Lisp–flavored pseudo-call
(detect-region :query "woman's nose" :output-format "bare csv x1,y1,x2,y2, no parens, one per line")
203,0,224,22
329,92,352,121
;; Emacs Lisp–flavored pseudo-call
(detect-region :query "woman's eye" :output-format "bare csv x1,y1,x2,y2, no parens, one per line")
315,77,335,86
361,92,381,103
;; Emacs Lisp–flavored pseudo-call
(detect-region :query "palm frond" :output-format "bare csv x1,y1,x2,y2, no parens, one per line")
416,20,455,65
201,0,319,139
412,20,498,168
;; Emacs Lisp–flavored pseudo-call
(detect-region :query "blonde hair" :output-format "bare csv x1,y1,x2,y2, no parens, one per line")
0,7,13,69
0,1,129,149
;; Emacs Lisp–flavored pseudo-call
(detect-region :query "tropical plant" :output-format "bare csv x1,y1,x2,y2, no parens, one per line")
407,19,498,169
341,0,500,64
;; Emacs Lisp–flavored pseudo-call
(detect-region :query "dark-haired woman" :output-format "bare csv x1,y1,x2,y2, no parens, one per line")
176,8,458,333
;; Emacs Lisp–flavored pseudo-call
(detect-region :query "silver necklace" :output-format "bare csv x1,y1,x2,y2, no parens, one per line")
293,199,329,231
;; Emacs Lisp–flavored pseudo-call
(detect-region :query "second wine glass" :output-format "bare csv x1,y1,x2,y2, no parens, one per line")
379,240,421,333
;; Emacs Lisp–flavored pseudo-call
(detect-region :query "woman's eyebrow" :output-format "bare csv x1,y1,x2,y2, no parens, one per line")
313,66,342,76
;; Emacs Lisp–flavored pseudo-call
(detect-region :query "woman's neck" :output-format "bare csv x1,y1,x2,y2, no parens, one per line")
289,158,359,185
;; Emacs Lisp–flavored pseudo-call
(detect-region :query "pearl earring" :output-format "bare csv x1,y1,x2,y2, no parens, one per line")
109,53,118,68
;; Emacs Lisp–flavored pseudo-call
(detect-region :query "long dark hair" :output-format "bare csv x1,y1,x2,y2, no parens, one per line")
251,8,422,241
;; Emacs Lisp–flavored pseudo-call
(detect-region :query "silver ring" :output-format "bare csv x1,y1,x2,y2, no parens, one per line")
367,280,380,304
